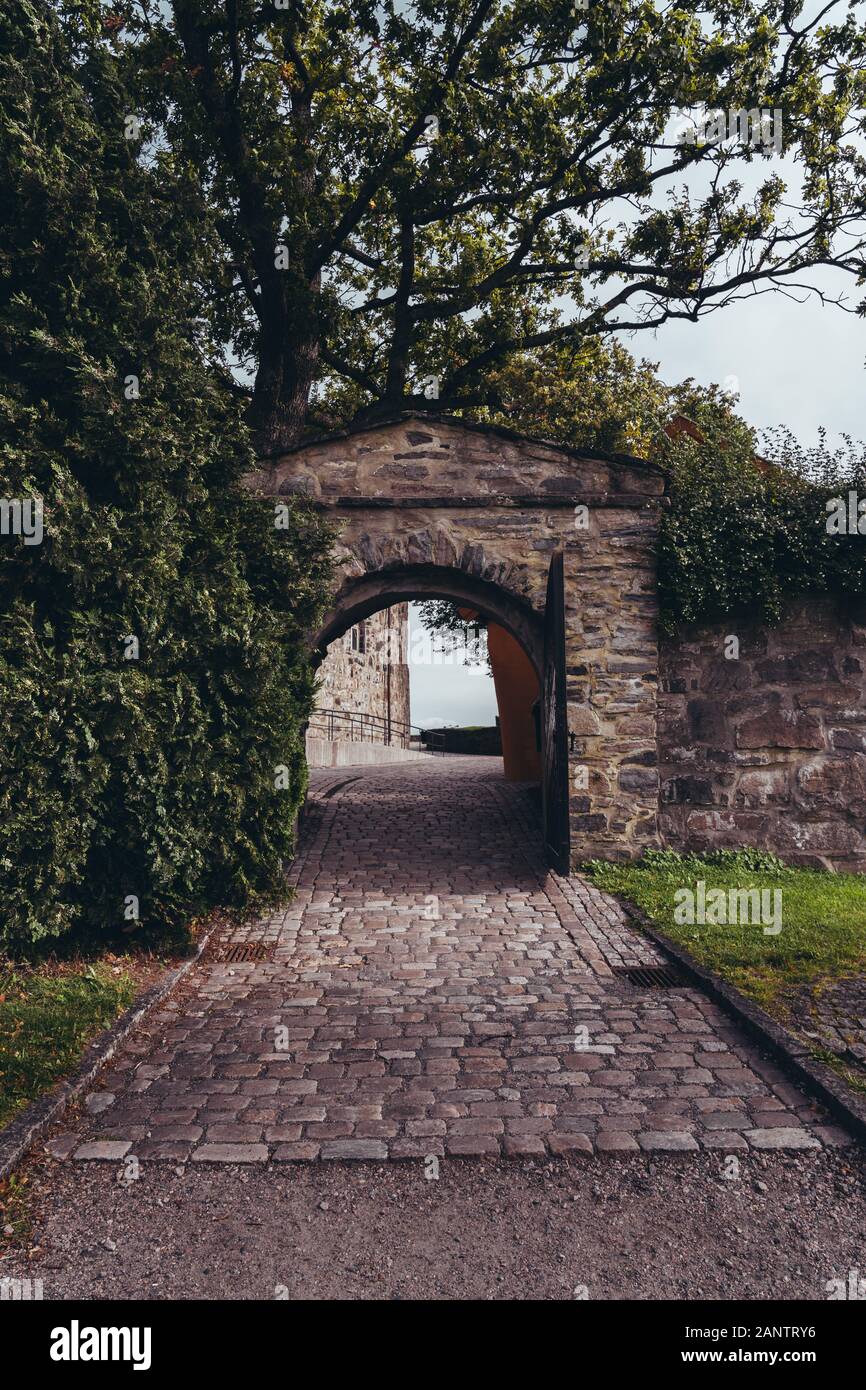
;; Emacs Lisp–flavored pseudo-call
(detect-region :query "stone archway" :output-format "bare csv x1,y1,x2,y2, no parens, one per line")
246,412,666,868
316,563,545,679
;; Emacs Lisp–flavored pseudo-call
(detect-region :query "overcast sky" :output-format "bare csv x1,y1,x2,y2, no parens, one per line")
644,270,866,445
410,283,866,729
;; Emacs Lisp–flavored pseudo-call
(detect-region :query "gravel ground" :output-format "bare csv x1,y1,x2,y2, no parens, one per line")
3,1146,864,1301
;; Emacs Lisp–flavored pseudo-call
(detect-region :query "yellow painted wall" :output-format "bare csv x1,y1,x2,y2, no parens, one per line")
487,622,542,782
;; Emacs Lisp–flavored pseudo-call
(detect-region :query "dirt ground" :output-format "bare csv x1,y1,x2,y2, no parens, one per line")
3,1146,864,1301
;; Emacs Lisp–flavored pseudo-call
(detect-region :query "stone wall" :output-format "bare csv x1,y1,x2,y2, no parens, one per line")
247,418,866,873
564,501,662,860
247,413,666,867
659,598,866,871
314,604,410,733
305,735,425,768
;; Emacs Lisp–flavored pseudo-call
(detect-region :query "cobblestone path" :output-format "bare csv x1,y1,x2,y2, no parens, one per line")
63,757,848,1164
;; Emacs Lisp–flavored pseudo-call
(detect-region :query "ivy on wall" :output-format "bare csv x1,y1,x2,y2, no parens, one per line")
657,418,866,636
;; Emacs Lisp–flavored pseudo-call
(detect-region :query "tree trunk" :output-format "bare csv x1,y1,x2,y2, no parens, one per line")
247,322,320,455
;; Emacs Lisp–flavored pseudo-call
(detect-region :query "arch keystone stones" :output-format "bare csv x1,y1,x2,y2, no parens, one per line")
246,413,667,867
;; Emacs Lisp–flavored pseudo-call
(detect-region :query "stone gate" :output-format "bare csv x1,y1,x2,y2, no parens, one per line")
246,413,666,868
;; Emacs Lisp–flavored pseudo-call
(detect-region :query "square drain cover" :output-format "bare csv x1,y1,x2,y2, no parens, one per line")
613,964,686,989
207,942,274,963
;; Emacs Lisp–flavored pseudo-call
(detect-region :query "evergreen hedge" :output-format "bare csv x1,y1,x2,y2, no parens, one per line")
0,2,331,949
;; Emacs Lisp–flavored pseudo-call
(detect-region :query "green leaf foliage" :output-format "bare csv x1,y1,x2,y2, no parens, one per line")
0,1,332,948
657,400,866,634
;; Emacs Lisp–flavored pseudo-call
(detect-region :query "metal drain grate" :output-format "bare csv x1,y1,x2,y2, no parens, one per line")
206,942,274,963
613,964,687,989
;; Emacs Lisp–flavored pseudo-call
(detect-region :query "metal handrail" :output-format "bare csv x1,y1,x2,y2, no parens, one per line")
308,707,446,753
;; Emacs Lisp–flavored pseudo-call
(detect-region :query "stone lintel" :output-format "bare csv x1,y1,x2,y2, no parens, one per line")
278,493,665,510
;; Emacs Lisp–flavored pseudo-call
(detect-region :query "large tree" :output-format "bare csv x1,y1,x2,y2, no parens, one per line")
74,0,866,453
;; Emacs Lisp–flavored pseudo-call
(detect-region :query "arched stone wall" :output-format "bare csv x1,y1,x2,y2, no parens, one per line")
247,413,667,868
316,562,545,680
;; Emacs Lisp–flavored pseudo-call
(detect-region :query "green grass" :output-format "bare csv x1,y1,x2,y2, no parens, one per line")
0,962,138,1130
585,848,866,1041
0,1171,35,1250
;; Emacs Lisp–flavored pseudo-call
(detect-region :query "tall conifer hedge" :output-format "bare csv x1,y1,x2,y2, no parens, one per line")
0,1,331,948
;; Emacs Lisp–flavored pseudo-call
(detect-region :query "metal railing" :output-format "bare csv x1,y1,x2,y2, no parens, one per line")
308,707,445,752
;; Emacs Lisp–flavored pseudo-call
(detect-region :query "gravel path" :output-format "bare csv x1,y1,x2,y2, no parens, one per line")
4,1146,864,1300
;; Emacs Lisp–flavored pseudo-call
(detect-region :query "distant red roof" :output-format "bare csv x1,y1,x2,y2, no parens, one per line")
664,413,774,474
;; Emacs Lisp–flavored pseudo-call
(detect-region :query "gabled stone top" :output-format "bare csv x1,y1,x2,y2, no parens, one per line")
246,413,666,506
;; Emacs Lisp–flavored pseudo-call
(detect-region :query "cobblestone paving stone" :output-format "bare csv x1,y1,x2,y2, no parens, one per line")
67,757,849,1164
786,975,866,1075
